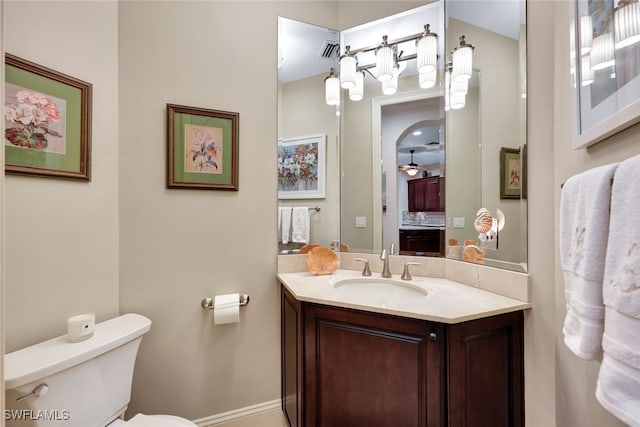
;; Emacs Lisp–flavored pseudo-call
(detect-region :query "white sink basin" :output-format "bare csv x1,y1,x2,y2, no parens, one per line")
332,277,427,307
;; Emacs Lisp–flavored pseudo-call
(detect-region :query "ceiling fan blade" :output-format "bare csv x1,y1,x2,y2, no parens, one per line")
398,165,409,171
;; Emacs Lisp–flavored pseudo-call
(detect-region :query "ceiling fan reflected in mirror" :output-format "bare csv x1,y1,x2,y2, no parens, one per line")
398,149,421,176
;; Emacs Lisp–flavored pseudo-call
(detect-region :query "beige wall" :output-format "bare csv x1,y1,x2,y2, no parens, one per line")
552,1,640,426
278,75,340,249
4,0,120,352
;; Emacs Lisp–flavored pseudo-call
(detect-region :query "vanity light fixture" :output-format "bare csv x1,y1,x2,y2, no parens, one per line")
349,71,365,101
376,35,395,82
444,63,451,112
419,68,437,89
580,15,593,55
324,68,340,106
614,0,640,49
416,24,438,73
590,32,615,70
339,46,358,89
322,26,474,108
452,35,474,82
581,55,594,86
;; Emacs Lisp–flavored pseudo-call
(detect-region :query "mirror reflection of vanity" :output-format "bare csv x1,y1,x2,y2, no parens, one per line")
278,0,527,273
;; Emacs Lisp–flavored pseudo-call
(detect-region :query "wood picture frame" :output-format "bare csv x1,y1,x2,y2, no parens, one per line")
4,54,92,180
500,147,522,200
167,103,239,190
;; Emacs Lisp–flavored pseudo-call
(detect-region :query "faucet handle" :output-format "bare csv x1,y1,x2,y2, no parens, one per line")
354,258,372,276
354,258,371,276
401,262,421,280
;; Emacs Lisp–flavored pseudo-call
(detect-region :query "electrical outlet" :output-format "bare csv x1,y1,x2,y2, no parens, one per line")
453,217,465,228
355,216,367,228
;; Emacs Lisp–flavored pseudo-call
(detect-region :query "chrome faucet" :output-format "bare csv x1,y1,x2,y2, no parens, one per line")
380,244,396,278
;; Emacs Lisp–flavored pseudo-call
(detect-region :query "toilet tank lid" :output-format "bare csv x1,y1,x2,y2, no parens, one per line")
4,313,151,390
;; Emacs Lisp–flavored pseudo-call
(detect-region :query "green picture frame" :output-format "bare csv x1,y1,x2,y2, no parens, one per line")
500,147,522,200
166,104,239,190
4,54,92,180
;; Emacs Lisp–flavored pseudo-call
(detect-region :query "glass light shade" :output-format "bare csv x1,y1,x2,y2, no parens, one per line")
581,55,594,86
580,15,593,55
615,1,640,49
452,36,474,83
450,93,466,110
382,68,399,95
450,79,468,97
325,71,340,106
419,69,437,89
340,54,357,89
444,66,451,111
591,32,615,70
417,31,438,74
349,71,364,101
406,167,420,177
375,39,394,82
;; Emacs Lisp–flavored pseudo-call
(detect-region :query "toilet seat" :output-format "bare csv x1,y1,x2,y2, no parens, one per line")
109,413,197,427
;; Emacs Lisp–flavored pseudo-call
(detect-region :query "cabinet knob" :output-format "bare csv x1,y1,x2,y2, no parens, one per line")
429,332,437,342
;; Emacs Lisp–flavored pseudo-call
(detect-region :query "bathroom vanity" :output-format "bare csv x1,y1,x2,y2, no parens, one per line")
279,270,528,427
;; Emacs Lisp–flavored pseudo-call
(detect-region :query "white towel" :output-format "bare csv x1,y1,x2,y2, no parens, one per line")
291,207,310,244
559,162,618,360
281,207,293,244
596,154,640,426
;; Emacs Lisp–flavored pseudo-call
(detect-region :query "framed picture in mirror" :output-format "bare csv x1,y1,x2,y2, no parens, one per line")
277,134,326,199
572,0,640,149
500,147,522,200
166,103,239,190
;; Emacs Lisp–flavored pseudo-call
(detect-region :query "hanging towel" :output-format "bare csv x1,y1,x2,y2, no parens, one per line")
559,162,619,360
281,207,293,244
596,154,640,427
291,207,310,244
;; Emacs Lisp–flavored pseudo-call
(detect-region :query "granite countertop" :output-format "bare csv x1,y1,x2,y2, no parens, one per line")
277,269,531,324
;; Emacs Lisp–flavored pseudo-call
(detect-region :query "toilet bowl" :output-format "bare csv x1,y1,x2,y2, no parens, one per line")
110,414,196,426
5,313,196,427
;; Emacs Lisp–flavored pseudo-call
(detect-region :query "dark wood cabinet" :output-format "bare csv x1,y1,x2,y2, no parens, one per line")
408,177,445,212
399,228,445,256
281,285,524,427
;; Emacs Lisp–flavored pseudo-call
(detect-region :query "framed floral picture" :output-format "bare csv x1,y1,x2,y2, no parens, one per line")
500,147,522,200
167,104,239,190
4,54,92,180
277,134,325,199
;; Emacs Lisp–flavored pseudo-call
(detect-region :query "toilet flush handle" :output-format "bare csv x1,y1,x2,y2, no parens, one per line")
16,383,48,402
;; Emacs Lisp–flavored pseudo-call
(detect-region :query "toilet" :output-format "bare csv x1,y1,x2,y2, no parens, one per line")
4,313,197,427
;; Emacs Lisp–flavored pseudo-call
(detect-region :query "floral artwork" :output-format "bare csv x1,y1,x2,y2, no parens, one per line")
500,147,522,199
278,135,325,199
4,83,66,153
184,124,223,174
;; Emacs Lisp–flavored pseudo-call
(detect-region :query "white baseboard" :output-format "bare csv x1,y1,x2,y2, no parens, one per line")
192,399,283,427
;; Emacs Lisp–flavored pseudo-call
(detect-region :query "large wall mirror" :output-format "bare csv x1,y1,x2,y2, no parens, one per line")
278,0,527,273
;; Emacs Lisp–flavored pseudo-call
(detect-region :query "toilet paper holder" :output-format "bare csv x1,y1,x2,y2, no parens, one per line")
200,294,250,310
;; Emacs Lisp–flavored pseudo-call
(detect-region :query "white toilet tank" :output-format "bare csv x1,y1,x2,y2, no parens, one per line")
4,313,152,427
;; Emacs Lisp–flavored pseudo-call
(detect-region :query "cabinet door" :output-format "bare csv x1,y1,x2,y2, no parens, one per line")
448,311,524,427
304,304,445,427
282,286,304,427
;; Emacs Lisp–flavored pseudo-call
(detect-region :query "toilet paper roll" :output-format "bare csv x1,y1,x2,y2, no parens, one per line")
67,313,95,342
213,293,240,325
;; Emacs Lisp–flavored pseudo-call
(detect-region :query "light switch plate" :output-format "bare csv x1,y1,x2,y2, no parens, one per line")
355,216,367,228
453,217,465,228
